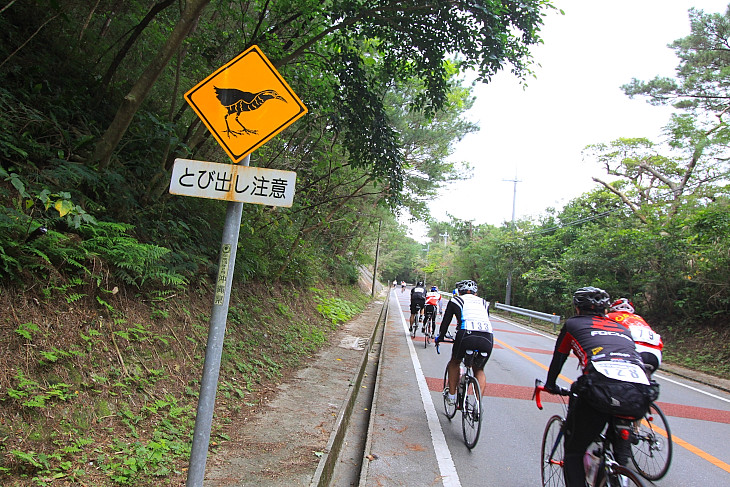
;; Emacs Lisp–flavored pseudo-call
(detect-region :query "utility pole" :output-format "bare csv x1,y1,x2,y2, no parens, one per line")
439,231,449,246
503,175,521,306
371,219,382,297
422,242,430,284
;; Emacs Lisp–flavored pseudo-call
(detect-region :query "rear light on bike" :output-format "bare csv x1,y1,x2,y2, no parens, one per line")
620,428,631,441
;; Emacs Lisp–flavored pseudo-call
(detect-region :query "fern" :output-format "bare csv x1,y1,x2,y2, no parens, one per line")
79,222,187,289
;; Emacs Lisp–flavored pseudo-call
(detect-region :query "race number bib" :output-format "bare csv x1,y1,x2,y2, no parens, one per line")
630,326,661,346
464,319,492,333
592,361,649,385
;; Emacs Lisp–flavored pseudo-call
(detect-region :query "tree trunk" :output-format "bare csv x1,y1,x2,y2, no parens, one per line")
91,0,211,170
99,0,176,90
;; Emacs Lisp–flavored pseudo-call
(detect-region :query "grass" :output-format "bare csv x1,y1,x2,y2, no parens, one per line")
0,279,371,486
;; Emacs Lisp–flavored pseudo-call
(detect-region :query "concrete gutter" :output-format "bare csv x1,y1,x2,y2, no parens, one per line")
356,292,390,486
309,291,389,487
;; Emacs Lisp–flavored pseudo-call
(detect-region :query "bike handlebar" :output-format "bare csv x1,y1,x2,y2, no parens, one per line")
434,334,455,354
533,379,571,410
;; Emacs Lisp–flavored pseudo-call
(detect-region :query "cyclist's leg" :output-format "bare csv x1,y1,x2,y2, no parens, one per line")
447,357,460,396
610,418,633,467
467,332,493,395
563,400,608,487
446,330,468,397
640,351,659,377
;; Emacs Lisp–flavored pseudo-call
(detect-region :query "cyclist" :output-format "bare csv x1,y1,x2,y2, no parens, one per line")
392,279,397,288
543,286,654,487
435,280,493,408
401,280,406,292
409,281,427,331
423,286,441,333
607,298,663,376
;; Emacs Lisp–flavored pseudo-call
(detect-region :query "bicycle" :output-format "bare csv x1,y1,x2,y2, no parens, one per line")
630,401,672,480
436,334,483,449
533,379,646,487
423,305,436,348
409,303,423,339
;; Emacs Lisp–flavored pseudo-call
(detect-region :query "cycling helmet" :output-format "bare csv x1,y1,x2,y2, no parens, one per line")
610,298,635,314
456,280,478,294
573,286,610,312
431,286,438,292
416,281,424,287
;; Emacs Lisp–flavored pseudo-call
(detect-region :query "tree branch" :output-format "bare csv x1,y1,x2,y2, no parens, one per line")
592,177,648,224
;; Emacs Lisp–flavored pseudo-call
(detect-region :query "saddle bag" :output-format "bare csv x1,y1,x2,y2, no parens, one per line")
572,372,659,419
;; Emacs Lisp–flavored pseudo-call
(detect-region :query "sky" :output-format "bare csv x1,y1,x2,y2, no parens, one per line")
410,0,730,241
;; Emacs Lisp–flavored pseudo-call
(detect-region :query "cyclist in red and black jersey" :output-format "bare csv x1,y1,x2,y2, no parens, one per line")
544,287,652,487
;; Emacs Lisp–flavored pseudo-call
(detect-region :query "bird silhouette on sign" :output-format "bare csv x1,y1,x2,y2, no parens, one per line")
214,87,287,137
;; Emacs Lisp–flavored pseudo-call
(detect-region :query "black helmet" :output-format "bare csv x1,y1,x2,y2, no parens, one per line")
416,281,424,287
456,280,478,294
573,287,610,312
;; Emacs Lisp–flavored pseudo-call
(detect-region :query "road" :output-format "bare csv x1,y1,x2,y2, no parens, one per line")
362,287,730,486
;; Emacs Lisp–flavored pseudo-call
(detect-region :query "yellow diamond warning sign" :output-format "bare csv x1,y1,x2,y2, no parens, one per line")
185,45,307,162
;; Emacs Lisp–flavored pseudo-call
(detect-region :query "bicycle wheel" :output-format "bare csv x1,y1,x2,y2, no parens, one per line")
541,415,565,487
443,366,457,419
596,464,645,487
461,375,482,449
631,402,672,480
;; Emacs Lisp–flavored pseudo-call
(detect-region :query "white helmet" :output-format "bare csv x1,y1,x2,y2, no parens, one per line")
610,298,635,314
456,280,478,294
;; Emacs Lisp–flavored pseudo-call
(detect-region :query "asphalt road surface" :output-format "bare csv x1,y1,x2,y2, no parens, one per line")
363,287,730,487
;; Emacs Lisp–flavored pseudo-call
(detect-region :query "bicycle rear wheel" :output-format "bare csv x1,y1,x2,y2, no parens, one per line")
596,464,645,487
461,375,482,449
541,415,565,487
424,312,431,348
443,366,457,419
631,402,672,480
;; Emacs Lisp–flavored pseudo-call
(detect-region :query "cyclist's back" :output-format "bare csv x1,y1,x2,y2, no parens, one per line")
607,298,663,374
409,282,426,328
436,280,493,407
544,287,655,487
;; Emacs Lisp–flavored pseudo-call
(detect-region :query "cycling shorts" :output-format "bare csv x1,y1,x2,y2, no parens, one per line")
452,329,493,370
424,304,437,316
410,299,426,314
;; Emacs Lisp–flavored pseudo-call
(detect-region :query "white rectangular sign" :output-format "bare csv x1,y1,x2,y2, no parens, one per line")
169,158,296,207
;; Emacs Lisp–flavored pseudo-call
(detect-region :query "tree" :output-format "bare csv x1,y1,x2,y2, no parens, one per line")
622,6,730,114
91,0,211,169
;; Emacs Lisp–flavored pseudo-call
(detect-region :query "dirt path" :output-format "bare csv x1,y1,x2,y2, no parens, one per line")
202,298,384,486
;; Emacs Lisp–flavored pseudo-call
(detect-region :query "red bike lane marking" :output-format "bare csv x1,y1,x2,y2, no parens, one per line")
424,378,730,424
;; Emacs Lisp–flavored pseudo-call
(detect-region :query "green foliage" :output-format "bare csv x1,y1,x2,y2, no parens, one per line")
15,322,40,341
78,222,187,289
310,287,365,325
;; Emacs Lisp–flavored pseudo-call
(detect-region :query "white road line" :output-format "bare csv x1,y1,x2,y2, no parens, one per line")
653,373,730,404
496,314,730,404
395,290,461,487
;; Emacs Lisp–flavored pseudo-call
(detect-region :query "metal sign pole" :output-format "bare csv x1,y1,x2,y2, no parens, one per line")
186,155,249,487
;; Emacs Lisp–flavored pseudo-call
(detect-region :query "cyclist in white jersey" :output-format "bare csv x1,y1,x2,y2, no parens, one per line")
435,279,494,406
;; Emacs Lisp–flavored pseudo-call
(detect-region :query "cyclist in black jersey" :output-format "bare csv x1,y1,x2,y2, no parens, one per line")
544,286,654,487
409,281,426,330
